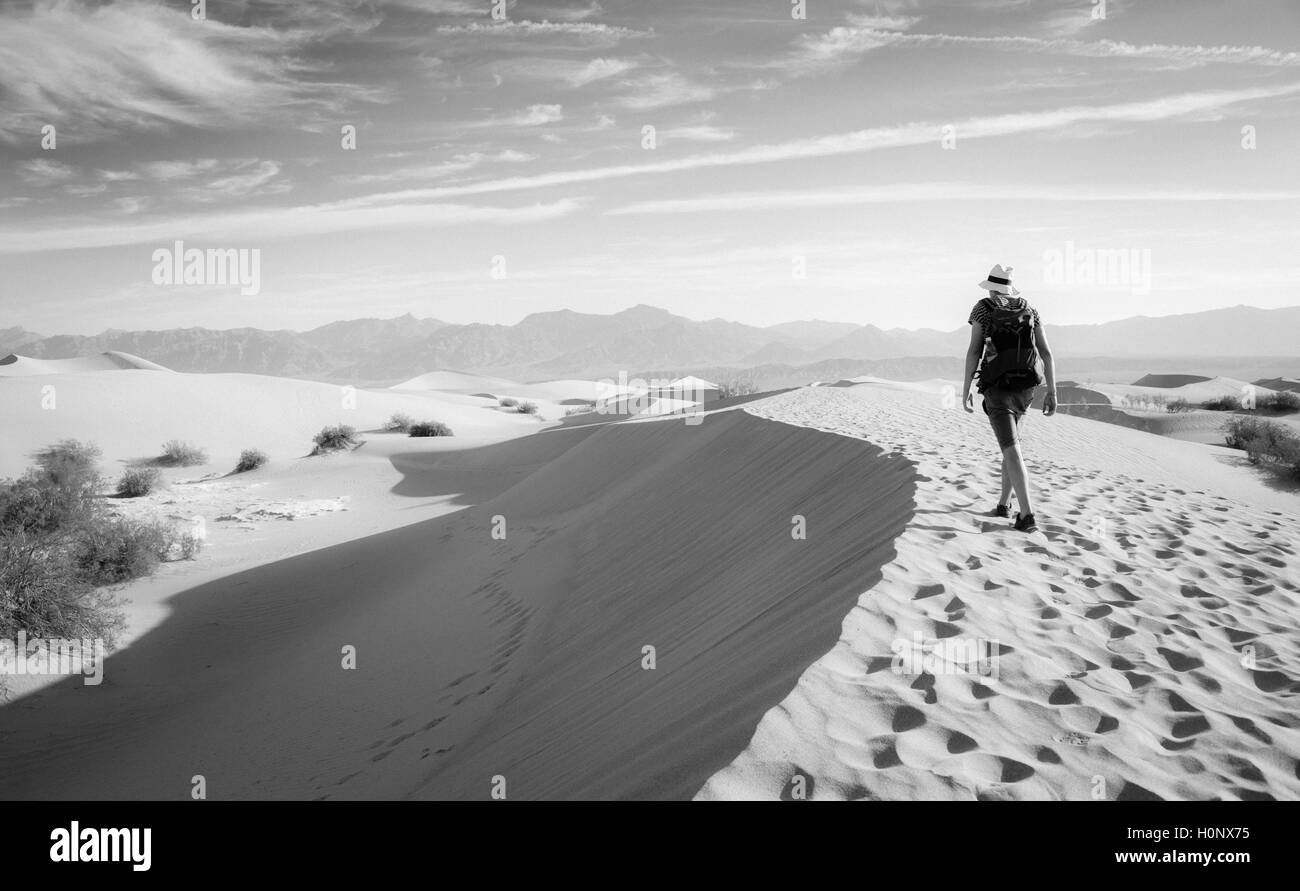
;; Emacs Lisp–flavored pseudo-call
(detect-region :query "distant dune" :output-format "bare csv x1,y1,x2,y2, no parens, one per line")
0,367,540,477
1131,373,1211,388
390,370,522,394
0,350,171,376
1255,377,1300,394
1080,377,1275,408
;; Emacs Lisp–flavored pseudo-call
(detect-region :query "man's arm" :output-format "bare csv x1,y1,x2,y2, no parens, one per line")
1033,323,1058,415
962,322,984,411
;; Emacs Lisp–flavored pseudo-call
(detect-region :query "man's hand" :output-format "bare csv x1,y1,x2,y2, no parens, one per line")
962,389,975,413
1042,389,1058,416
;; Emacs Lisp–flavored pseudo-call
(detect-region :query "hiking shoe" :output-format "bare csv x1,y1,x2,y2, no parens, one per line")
1013,512,1038,532
994,503,1012,518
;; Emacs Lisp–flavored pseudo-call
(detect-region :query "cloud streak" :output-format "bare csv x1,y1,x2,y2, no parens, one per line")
329,82,1300,206
0,197,584,253
784,24,1300,76
608,182,1300,215
0,0,386,142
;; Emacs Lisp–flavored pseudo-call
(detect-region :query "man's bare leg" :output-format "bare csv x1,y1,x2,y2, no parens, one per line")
1002,442,1033,516
999,452,1014,507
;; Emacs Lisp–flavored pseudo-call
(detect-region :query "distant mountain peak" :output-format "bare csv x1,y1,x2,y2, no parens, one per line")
617,304,673,318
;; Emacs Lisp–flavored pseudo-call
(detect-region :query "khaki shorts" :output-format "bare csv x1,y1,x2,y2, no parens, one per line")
982,386,1035,450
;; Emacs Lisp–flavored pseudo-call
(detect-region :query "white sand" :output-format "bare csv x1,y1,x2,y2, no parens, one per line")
1080,376,1278,407
1,375,1296,800
0,368,542,475
699,385,1300,800
0,350,171,376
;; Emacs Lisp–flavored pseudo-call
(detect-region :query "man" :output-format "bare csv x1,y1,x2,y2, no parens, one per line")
962,264,1058,533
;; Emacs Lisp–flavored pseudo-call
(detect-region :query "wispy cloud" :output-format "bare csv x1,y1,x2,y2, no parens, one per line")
608,182,1300,215
0,0,386,142
16,158,77,185
659,125,736,143
0,197,585,253
506,104,565,126
433,19,652,45
614,72,715,109
566,57,639,86
85,158,287,201
783,24,1300,76
324,82,1300,205
335,149,535,186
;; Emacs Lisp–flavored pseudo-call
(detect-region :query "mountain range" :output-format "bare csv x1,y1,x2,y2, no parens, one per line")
3,304,1298,385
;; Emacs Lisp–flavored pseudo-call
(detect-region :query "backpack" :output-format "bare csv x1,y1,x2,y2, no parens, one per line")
976,296,1042,393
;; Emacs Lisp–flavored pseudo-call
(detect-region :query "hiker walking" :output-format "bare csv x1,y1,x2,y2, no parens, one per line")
962,264,1058,532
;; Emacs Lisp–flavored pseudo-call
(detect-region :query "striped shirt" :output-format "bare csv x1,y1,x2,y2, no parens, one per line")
968,295,1041,330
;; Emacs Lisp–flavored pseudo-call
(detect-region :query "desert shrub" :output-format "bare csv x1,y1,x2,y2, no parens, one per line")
116,467,163,498
1224,416,1300,477
76,518,172,585
565,405,595,416
384,412,414,433
516,401,539,415
499,397,519,408
0,527,126,646
718,379,757,399
178,528,205,560
408,421,454,437
1202,395,1240,411
160,440,208,466
234,449,268,473
1,440,104,534
1167,398,1190,414
31,440,102,488
1224,415,1270,449
0,441,173,649
312,424,358,454
1262,390,1300,412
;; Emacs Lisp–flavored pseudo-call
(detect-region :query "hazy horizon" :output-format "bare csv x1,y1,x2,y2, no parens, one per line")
7,299,1300,340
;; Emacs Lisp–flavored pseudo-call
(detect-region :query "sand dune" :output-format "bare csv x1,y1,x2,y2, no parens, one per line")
390,370,522,395
1,381,1297,800
392,370,648,409
700,386,1300,801
0,350,171,376
1132,373,1212,389
827,376,958,395
1255,377,1300,394
0,402,913,800
1083,376,1275,407
0,369,539,477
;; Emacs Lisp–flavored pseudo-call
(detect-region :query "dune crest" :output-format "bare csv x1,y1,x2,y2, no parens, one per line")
0,351,172,376
700,386,1300,801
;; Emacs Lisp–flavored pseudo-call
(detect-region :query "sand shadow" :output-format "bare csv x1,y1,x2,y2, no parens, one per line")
0,411,916,801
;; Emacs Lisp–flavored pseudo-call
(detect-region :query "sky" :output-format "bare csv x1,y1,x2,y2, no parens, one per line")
2,0,1299,335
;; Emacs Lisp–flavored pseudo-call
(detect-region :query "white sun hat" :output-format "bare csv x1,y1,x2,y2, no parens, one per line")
978,263,1020,296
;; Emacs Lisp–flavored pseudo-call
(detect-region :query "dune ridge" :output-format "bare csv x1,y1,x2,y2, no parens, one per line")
0,405,914,800
700,386,1300,800
0,351,171,376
